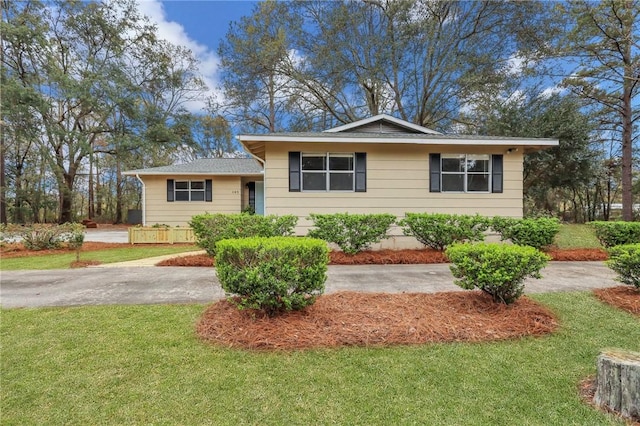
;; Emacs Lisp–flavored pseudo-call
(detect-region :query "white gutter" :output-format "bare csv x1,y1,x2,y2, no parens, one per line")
238,134,559,147
135,174,146,226
237,136,267,215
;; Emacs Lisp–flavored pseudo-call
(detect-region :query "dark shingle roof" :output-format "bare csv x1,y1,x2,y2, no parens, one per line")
123,158,263,176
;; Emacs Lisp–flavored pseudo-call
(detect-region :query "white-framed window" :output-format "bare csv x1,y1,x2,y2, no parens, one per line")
301,153,355,191
441,154,491,192
175,180,205,201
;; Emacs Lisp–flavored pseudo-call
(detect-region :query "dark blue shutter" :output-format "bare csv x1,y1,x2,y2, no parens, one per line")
205,179,212,202
492,155,503,193
429,154,441,192
289,152,301,192
355,152,366,192
167,179,174,202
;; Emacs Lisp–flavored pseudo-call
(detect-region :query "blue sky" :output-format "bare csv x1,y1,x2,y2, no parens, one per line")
137,0,259,112
161,1,257,50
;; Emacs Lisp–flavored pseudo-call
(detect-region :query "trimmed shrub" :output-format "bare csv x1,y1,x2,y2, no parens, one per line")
307,213,395,254
215,237,329,315
491,217,560,250
63,223,85,262
445,243,550,304
190,213,298,256
17,223,85,251
590,221,640,248
399,213,490,251
606,244,640,290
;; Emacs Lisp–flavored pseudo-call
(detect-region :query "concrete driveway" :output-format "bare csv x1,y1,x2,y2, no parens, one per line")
0,261,619,309
84,229,129,243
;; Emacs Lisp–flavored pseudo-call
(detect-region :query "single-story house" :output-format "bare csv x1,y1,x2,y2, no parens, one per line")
124,114,558,245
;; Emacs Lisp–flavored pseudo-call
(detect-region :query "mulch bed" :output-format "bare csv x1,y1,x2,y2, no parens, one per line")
546,248,608,261
196,291,558,351
157,247,607,267
329,249,448,264
593,286,640,317
157,254,214,267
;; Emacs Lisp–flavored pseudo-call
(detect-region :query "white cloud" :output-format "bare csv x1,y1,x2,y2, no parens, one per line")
505,55,525,76
136,0,221,112
538,85,566,99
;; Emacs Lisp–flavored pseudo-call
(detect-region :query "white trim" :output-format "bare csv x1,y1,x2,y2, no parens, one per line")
239,141,267,215
323,114,442,135
122,171,262,177
238,134,559,147
135,174,146,226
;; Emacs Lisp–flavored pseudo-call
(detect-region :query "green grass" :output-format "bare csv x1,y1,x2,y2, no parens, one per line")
555,224,602,249
0,245,199,270
2,292,638,425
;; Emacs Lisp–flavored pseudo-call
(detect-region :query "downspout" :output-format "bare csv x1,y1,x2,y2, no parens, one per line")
237,137,266,215
135,174,146,226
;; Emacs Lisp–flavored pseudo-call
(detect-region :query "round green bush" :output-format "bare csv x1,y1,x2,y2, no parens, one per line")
215,237,329,315
445,243,550,304
606,244,640,290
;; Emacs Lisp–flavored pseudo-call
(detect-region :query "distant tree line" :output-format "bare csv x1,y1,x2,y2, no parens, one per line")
1,0,638,223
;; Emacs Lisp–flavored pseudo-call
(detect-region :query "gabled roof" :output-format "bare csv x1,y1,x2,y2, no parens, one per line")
236,114,559,160
123,158,263,176
324,114,443,135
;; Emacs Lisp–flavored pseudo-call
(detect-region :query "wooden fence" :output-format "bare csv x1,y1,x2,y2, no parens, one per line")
128,227,195,244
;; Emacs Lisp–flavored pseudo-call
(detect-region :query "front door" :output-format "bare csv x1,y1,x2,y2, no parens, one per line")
255,182,264,215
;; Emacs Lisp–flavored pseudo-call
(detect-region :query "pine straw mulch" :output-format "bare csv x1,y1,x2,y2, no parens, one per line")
157,254,214,267
158,247,607,267
545,248,608,261
593,286,640,317
196,291,558,351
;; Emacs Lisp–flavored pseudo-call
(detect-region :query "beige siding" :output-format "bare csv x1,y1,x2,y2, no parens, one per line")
264,142,524,235
143,175,242,226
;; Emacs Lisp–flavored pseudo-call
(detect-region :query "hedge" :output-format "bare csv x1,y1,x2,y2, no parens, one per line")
399,213,490,251
215,237,329,315
446,243,550,304
307,213,395,254
590,221,640,248
190,213,297,256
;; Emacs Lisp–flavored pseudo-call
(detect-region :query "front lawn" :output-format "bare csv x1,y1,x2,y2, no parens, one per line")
0,245,198,270
2,292,638,425
555,224,602,249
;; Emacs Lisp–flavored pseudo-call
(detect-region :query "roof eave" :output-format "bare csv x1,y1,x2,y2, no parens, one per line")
122,171,264,177
237,134,559,147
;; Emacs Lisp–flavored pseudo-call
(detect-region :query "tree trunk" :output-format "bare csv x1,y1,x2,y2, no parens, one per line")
620,41,634,222
114,158,123,224
0,120,6,225
88,151,94,219
58,173,75,224
594,350,640,421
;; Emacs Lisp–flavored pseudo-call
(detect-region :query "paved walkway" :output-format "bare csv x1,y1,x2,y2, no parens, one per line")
0,259,619,309
94,251,207,267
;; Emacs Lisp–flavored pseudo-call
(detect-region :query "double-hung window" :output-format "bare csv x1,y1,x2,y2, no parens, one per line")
430,153,502,193
174,180,205,201
167,179,213,202
301,153,354,191
289,151,366,192
441,154,491,192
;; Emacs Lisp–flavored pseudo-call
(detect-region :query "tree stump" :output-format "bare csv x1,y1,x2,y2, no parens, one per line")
594,350,640,421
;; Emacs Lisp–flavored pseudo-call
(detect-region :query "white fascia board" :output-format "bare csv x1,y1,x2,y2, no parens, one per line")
122,171,264,176
237,134,559,147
